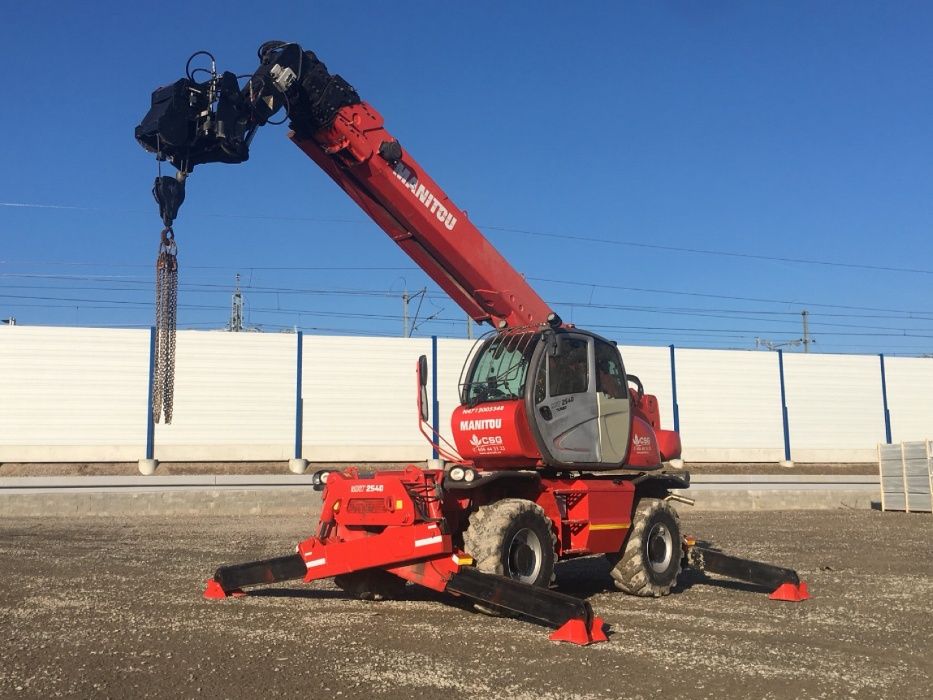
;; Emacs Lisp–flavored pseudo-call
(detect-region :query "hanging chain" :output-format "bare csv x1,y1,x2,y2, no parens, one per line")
154,226,178,424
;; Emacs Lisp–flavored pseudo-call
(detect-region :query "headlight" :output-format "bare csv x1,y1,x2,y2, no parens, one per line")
462,468,476,483
449,466,465,481
311,470,332,487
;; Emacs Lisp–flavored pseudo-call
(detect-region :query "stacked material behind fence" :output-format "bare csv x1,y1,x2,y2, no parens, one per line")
879,441,933,512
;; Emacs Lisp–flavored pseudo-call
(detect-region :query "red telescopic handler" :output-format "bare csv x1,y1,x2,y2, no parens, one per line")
137,41,809,646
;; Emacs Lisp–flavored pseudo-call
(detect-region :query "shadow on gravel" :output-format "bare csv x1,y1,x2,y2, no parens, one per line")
241,580,618,639
245,584,472,607
552,555,615,598
244,588,348,600
673,568,775,595
552,553,776,598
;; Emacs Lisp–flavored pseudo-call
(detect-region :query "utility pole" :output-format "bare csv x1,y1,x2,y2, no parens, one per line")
228,273,244,332
755,311,815,352
801,309,810,353
402,288,410,337
467,315,473,340
402,287,429,337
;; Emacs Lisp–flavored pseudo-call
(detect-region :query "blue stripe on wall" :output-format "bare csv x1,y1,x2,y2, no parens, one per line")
145,326,156,460
295,331,304,459
778,349,791,462
879,353,892,444
431,336,440,460
669,344,680,433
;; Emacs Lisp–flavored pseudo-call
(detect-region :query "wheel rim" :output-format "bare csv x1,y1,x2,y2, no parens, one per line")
645,521,673,574
506,527,543,583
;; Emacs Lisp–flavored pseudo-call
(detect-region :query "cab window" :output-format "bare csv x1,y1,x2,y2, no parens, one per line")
463,333,536,404
548,337,589,397
595,340,626,399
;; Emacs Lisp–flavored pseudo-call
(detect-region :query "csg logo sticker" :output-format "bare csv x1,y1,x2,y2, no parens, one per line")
632,435,653,454
470,434,504,448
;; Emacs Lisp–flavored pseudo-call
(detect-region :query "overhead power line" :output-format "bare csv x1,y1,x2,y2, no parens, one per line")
3,200,931,276
529,277,933,316
5,268,933,319
484,225,933,276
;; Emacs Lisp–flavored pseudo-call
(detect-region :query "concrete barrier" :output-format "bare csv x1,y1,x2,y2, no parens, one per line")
0,474,879,517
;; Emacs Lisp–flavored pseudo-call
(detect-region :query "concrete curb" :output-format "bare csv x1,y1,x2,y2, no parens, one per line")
0,474,880,516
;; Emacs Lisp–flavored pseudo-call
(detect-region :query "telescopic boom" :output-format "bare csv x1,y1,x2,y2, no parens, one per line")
136,41,557,330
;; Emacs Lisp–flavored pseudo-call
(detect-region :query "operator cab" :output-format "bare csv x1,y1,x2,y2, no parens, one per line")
457,329,638,469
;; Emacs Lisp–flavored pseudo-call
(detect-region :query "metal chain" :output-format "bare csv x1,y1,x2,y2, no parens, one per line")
154,226,178,424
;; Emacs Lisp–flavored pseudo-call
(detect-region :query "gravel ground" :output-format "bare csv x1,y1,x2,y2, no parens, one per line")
1,510,930,699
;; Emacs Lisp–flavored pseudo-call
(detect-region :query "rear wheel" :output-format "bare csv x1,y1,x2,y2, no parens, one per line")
607,497,682,597
463,498,557,614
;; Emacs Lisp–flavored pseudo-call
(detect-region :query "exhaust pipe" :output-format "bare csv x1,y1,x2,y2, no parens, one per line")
665,493,695,507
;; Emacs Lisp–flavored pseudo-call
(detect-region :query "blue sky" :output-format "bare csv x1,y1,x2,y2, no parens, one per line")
1,1,931,354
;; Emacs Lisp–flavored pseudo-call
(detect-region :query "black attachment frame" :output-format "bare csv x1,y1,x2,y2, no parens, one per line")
446,567,595,630
213,554,307,592
687,545,801,589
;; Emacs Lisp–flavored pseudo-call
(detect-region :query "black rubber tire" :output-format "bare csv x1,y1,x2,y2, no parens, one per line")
462,498,557,615
333,568,407,601
607,497,682,597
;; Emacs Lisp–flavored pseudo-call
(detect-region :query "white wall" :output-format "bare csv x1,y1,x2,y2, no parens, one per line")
618,345,674,430
2,325,932,464
152,331,295,461
301,335,431,461
0,327,149,461
783,353,886,462
883,357,933,444
675,349,785,462
436,338,479,453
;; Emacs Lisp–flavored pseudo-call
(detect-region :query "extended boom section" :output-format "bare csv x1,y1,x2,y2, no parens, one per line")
136,41,554,330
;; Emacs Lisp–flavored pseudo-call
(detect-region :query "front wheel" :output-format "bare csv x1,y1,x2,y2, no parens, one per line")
607,497,682,597
463,498,557,615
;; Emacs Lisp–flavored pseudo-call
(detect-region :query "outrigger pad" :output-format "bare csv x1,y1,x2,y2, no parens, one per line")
769,581,810,602
549,616,608,646
203,578,245,600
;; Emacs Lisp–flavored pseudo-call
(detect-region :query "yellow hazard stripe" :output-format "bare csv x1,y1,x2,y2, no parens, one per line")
589,523,630,531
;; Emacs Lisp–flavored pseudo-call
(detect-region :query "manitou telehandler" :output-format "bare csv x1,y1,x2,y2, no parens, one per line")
136,41,809,645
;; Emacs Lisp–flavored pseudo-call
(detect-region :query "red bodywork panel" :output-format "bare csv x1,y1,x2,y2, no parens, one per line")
450,397,677,470
626,416,663,468
304,466,639,571
632,389,682,462
450,400,541,462
290,103,554,330
297,467,459,592
533,476,636,556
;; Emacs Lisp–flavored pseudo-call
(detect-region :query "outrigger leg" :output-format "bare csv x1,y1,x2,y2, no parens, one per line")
446,568,607,644
203,548,607,645
683,539,810,602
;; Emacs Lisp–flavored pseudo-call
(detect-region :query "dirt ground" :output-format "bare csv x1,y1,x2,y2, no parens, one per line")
0,461,878,476
1,510,930,699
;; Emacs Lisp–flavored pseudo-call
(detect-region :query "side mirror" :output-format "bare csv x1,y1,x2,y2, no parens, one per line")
417,355,429,423
419,355,428,387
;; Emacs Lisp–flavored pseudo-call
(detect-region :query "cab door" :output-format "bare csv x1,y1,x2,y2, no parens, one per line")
531,334,601,464
594,339,632,465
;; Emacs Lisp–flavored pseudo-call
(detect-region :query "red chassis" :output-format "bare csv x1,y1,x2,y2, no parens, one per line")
204,464,808,646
